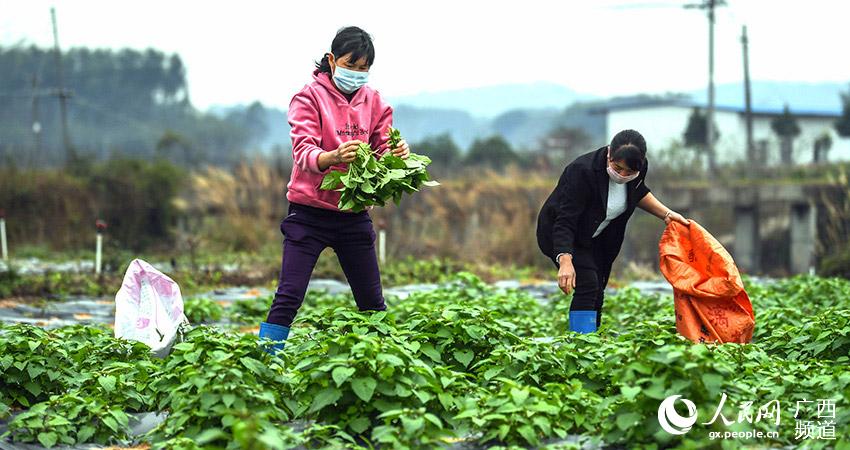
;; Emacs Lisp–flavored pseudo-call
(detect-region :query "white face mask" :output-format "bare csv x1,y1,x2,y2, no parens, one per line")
606,149,640,184
330,53,369,94
607,164,639,184
332,66,369,93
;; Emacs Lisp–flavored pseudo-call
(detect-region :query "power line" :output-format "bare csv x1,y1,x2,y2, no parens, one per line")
601,1,684,9
71,95,164,135
0,89,71,99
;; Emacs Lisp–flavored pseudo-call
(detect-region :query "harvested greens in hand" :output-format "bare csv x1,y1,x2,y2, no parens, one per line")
320,127,439,212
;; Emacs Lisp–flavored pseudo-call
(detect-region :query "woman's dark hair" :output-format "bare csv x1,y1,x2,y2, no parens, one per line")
609,129,647,171
315,26,375,74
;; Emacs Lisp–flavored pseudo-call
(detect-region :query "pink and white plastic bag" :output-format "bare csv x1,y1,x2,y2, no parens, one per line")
114,259,189,357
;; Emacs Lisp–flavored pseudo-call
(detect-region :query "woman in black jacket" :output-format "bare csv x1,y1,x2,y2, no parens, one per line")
537,129,690,333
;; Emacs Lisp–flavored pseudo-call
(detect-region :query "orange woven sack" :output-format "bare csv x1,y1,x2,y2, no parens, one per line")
658,220,755,344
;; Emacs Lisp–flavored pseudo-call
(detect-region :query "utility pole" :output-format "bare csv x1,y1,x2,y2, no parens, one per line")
31,74,43,167
686,0,726,175
741,25,755,165
51,7,74,164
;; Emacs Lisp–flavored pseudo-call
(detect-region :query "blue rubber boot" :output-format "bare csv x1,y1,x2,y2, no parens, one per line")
569,310,598,334
258,322,290,356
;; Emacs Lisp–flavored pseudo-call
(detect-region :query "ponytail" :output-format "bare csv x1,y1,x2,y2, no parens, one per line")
315,53,332,74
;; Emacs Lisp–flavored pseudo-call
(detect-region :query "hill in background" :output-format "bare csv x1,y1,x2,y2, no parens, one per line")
238,80,847,154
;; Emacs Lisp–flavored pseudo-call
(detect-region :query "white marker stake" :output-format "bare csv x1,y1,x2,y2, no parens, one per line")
378,229,387,265
0,218,7,261
95,232,103,275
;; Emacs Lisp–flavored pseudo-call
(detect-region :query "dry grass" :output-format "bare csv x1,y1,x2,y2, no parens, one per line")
179,162,562,268
176,158,288,253
820,166,850,254
0,168,95,249
371,166,556,267
10,156,845,277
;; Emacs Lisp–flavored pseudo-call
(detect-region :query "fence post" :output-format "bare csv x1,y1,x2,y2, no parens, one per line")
377,218,387,265
95,219,107,274
0,209,8,262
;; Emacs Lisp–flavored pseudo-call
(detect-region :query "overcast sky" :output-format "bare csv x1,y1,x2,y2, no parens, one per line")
3,0,848,111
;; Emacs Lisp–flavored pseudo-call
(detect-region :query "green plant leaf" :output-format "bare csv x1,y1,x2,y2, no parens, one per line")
37,432,58,448
620,385,641,401
195,428,228,444
257,428,287,449
701,373,724,396
517,425,538,445
309,387,342,413
26,365,45,379
349,417,370,434
102,415,119,432
332,367,357,387
617,412,641,431
453,350,474,368
351,377,377,402
77,425,95,443
98,375,117,392
401,416,424,435
510,387,530,405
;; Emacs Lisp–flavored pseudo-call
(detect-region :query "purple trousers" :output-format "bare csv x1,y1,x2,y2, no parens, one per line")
266,202,386,327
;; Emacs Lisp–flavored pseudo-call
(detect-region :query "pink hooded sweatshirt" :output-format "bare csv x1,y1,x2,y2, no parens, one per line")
286,69,393,211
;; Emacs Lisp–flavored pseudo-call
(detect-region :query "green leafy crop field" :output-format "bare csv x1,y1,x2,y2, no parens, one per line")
1,273,849,449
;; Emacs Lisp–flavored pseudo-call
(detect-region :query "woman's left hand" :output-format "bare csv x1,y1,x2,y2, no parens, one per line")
664,210,690,226
392,139,410,159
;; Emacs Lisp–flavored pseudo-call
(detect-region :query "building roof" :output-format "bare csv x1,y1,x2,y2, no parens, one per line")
588,98,841,119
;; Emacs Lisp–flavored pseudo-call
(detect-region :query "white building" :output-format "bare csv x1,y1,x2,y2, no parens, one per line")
589,100,849,166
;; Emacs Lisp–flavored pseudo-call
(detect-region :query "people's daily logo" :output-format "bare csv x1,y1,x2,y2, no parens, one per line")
658,395,698,435
656,393,837,442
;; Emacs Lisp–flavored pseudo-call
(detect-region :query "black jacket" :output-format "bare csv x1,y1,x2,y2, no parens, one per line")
537,146,651,266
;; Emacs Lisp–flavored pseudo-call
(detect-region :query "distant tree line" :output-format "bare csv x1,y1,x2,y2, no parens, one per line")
413,134,528,176
0,45,268,167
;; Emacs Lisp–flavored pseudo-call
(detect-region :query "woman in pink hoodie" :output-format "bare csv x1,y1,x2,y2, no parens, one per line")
259,26,410,353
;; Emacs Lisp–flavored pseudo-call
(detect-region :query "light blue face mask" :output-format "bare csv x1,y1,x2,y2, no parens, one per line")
332,65,369,94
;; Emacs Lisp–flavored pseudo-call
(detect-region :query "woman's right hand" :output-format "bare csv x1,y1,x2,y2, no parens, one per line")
319,140,361,170
557,254,577,295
